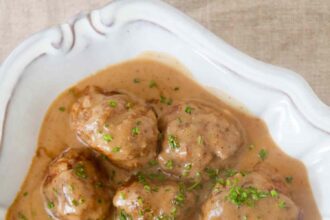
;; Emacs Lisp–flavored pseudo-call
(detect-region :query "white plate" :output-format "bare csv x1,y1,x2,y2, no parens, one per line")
0,0,329,218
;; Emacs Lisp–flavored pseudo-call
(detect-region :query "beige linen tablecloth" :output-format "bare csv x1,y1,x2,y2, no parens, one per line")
1,0,329,105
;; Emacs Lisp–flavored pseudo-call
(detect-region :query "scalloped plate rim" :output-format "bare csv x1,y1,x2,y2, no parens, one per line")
0,0,329,219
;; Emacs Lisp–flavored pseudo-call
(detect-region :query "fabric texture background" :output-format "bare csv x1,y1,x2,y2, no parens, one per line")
0,0,329,104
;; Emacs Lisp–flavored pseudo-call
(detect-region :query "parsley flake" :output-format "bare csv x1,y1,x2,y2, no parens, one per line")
185,106,192,114
108,100,117,108
103,134,113,142
168,135,180,149
258,149,268,160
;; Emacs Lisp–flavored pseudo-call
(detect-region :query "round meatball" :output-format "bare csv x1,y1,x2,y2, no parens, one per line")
158,101,244,179
70,87,159,170
42,148,111,220
113,178,196,220
201,172,301,220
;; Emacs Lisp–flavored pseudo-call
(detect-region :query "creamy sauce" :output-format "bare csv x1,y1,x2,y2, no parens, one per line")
6,54,321,220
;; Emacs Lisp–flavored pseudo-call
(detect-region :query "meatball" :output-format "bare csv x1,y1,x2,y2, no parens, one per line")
158,101,244,179
70,87,159,170
113,177,196,220
42,148,111,220
201,172,301,220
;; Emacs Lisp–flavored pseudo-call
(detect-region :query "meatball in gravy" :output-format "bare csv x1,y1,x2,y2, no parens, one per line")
158,101,244,179
71,87,159,170
113,177,196,220
201,172,300,220
42,148,111,220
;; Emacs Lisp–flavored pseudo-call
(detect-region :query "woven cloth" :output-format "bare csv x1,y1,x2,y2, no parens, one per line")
1,0,329,104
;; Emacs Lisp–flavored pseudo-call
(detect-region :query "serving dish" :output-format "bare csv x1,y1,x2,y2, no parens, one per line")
0,0,329,218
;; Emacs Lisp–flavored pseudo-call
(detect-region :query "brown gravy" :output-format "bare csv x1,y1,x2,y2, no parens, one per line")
6,54,321,220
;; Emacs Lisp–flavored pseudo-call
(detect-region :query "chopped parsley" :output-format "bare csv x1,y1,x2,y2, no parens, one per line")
182,163,192,176
165,160,174,169
47,201,55,209
173,191,185,206
58,106,66,112
149,80,157,88
133,78,141,83
168,135,180,149
227,185,269,207
270,189,278,197
119,192,126,200
132,127,140,136
160,95,173,105
72,199,79,207
17,212,28,220
278,200,286,208
197,135,203,145
184,163,192,170
112,146,121,153
224,168,238,178
258,149,268,160
148,159,158,167
23,191,28,197
204,167,219,181
137,173,151,192
126,102,133,109
73,163,88,179
119,209,132,220
185,106,192,114
108,100,117,108
137,196,144,206
187,181,202,191
103,133,113,142
285,176,293,184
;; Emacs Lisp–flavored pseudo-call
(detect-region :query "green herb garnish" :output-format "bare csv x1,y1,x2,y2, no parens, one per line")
165,160,174,169
132,127,140,136
148,159,158,167
185,106,192,114
270,189,278,197
72,199,79,206
197,136,203,145
168,135,180,149
73,163,88,179
278,200,286,208
103,133,113,142
58,106,66,112
108,100,117,108
160,95,173,105
149,80,157,88
112,146,121,153
227,185,269,207
17,212,28,220
119,209,132,220
285,176,293,184
205,167,219,180
258,149,268,160
133,78,141,83
47,201,55,209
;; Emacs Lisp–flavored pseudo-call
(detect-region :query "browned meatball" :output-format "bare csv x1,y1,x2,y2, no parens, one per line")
70,87,159,170
42,148,111,220
113,177,196,220
158,101,244,179
201,172,301,220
